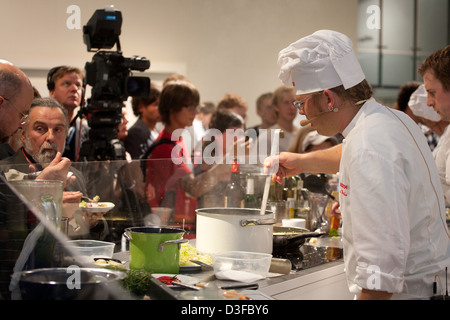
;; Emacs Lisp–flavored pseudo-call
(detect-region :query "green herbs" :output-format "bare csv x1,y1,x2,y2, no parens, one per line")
121,269,154,297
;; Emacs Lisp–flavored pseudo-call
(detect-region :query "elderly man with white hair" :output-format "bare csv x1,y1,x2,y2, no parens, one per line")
264,30,449,300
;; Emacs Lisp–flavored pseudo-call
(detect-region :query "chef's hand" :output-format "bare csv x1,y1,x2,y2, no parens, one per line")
330,201,341,220
264,152,302,184
31,152,75,186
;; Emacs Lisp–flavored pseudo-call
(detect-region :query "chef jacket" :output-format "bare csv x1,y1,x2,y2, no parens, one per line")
339,98,450,299
432,125,450,206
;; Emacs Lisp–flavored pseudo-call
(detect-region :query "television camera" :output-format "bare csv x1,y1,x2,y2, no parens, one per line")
79,6,151,161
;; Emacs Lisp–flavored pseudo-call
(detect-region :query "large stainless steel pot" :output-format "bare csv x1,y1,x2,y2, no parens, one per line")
196,208,275,254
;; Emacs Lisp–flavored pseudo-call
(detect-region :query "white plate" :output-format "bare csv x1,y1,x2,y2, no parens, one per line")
152,273,198,285
80,202,115,213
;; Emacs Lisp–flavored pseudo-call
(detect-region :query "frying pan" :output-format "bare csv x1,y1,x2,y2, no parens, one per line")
301,174,336,200
273,226,323,250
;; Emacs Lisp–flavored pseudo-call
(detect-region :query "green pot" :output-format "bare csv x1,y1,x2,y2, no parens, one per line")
124,227,187,274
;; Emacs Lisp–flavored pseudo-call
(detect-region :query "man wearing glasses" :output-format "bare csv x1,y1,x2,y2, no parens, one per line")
264,30,449,299
0,60,72,182
0,60,33,150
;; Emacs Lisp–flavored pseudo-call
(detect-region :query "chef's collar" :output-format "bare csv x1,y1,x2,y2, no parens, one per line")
341,98,374,138
278,30,366,95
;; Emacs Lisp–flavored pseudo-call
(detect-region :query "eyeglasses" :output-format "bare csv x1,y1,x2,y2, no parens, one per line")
292,91,323,113
3,96,29,125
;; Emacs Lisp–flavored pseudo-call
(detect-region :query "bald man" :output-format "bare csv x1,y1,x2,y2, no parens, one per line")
0,60,33,142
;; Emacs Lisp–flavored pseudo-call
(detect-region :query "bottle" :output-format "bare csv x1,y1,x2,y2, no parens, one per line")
245,174,258,208
287,197,295,218
269,179,283,202
224,160,245,208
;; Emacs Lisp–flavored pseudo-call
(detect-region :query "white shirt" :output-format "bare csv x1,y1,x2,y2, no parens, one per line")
339,98,449,299
433,125,450,206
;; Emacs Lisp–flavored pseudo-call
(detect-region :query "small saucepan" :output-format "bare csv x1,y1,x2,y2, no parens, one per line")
273,226,323,250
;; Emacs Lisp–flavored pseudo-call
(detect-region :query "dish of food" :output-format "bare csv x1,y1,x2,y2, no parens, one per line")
151,274,198,286
79,201,115,213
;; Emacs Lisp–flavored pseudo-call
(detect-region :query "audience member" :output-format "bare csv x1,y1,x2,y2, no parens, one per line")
162,73,188,88
144,80,200,234
7,86,42,154
124,83,161,159
183,101,216,157
247,92,276,137
47,65,88,161
217,93,248,124
0,98,108,239
258,85,298,156
181,108,248,208
0,60,73,183
0,60,34,159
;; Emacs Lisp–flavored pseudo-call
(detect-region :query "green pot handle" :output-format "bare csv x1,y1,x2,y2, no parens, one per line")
158,239,188,252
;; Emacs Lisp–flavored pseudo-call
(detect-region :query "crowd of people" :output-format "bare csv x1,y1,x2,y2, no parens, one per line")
0,28,449,300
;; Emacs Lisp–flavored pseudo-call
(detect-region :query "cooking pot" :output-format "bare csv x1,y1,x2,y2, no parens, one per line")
273,226,323,251
123,226,187,274
196,208,275,254
19,267,126,300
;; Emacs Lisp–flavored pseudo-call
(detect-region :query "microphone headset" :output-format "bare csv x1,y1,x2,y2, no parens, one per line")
46,66,64,91
299,99,368,126
300,107,339,126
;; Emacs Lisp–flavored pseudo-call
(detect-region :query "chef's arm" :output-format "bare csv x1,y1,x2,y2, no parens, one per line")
265,144,342,184
358,288,393,300
179,163,231,198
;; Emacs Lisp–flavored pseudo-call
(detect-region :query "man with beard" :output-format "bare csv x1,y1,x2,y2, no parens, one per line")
0,97,108,239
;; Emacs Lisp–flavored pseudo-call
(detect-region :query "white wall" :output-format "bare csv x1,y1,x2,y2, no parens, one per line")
0,0,358,128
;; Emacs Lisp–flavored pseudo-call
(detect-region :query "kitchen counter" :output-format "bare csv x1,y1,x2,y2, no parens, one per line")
113,251,353,300
257,260,353,300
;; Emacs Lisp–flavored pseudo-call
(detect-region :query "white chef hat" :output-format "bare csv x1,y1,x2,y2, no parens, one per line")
278,30,366,95
302,131,338,153
408,84,441,122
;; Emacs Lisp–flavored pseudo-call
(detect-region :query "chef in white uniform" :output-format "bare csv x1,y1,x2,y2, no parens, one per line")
265,30,450,299
408,84,450,206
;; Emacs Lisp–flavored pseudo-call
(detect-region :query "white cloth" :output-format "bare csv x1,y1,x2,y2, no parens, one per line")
408,84,441,121
339,98,449,299
278,30,365,95
301,130,337,153
433,125,450,206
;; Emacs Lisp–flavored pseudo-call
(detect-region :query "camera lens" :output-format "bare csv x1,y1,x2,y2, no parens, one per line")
125,76,150,98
